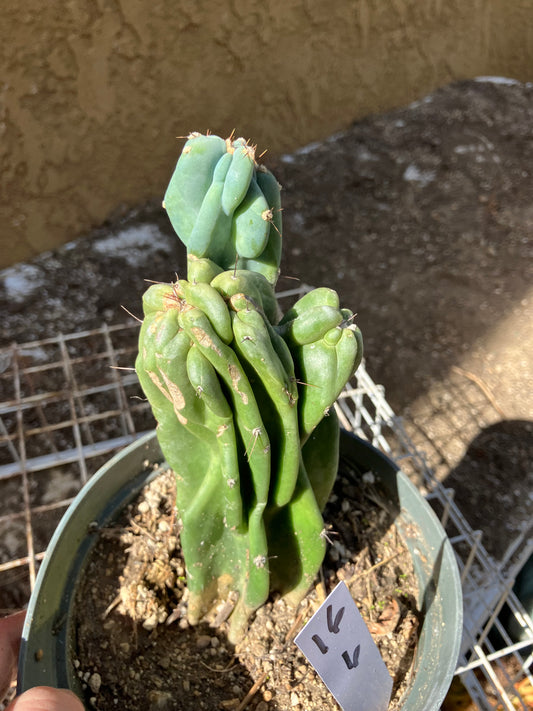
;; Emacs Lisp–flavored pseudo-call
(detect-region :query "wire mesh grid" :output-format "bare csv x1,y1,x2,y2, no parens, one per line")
0,285,532,709
336,379,533,710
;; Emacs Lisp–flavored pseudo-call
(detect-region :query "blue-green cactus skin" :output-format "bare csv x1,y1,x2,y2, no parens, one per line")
136,133,363,641
164,133,282,286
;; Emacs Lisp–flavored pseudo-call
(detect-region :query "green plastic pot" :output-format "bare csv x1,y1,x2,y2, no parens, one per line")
18,429,462,710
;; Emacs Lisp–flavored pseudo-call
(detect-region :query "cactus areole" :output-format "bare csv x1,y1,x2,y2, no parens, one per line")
135,132,363,642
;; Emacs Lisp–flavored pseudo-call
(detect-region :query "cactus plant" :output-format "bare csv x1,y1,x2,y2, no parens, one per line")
135,132,363,642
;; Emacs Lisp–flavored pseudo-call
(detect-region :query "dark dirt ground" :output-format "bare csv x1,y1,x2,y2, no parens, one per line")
1,77,532,564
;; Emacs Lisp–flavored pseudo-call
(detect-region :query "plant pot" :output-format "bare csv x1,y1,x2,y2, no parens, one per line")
18,429,462,710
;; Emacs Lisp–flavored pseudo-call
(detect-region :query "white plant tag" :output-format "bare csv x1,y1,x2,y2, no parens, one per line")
294,581,393,711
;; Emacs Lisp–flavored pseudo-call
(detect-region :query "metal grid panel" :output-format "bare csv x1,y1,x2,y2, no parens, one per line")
0,322,153,611
336,379,533,710
1,287,532,709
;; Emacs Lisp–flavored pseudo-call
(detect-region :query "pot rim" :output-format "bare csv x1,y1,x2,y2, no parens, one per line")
18,429,462,710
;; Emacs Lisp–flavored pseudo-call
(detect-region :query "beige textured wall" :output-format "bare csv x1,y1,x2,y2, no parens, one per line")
1,0,532,268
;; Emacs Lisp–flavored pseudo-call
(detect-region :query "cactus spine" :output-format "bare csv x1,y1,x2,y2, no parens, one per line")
136,132,362,641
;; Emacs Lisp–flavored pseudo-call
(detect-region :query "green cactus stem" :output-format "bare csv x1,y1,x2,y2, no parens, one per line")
136,132,363,642
164,133,282,285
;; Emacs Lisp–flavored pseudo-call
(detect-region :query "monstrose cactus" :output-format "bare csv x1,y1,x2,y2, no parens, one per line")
135,132,363,642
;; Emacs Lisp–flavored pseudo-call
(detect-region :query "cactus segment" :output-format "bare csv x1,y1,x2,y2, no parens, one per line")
185,343,231,419
235,221,281,287
237,166,283,286
255,167,282,228
255,168,282,247
292,324,361,444
266,459,326,603
210,269,281,325
141,282,179,315
178,304,271,507
279,287,340,323
187,176,230,259
136,310,182,424
175,279,233,344
185,344,243,529
164,134,226,245
177,303,275,636
137,294,271,638
262,319,297,399
231,178,271,259
301,408,340,511
292,333,339,442
276,289,363,444
213,151,233,183
221,142,255,216
279,461,327,606
186,255,224,284
278,305,344,346
230,295,300,507
334,321,364,395
210,271,264,311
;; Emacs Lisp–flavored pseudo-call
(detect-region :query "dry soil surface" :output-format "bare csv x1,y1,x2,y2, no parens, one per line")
1,78,532,564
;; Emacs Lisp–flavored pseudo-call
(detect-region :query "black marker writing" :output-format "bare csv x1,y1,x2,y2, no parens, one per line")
312,634,329,654
326,604,345,634
342,644,361,670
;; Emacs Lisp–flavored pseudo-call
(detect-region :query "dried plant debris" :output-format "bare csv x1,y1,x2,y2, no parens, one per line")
74,461,419,711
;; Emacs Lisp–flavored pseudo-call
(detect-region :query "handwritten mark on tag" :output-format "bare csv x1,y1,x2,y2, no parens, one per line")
295,581,393,711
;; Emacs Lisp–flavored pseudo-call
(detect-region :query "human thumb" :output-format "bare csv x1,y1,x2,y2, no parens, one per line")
6,686,84,711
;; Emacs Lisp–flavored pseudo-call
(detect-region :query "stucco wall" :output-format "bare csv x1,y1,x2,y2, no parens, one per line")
1,0,532,268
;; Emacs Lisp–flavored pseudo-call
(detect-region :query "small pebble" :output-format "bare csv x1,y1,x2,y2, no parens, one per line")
89,672,102,694
196,635,212,649
148,690,172,708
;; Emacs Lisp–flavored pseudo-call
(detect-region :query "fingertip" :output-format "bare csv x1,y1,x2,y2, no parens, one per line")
0,611,27,700
7,686,84,711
